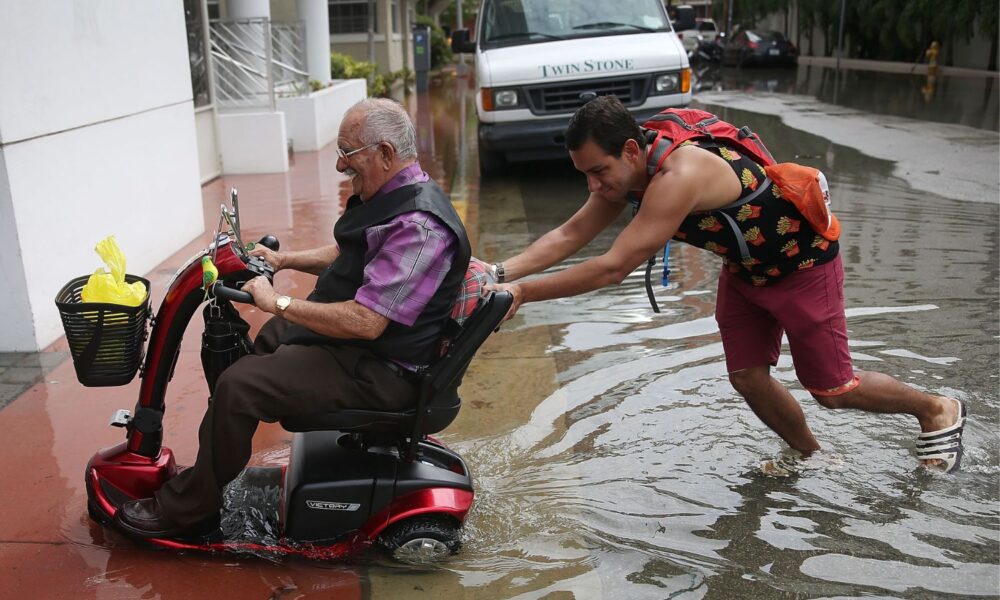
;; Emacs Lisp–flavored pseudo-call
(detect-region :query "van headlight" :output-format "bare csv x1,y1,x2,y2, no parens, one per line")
495,90,519,107
651,70,691,95
481,88,522,111
654,73,679,93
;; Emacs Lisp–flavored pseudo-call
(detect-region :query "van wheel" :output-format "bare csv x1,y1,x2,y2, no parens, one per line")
478,145,505,178
377,515,462,563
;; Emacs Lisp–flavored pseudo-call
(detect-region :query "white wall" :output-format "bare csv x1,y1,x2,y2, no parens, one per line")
0,1,204,351
0,154,35,348
195,107,222,183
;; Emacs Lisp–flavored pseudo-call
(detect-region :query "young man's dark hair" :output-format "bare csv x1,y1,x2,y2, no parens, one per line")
564,95,645,157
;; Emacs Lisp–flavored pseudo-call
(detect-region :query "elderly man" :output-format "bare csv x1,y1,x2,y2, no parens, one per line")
116,98,471,538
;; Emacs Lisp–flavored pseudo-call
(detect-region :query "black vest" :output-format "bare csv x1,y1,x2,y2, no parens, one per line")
280,180,471,365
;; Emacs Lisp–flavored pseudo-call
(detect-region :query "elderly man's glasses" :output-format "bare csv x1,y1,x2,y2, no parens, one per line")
337,142,379,160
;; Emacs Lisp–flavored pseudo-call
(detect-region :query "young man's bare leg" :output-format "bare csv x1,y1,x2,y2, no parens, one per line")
810,370,960,468
729,365,821,454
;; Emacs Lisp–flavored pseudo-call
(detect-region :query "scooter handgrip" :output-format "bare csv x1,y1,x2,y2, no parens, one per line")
258,235,280,251
212,282,254,305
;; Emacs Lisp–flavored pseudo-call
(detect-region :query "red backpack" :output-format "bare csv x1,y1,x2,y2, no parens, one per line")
641,108,840,242
639,109,841,312
642,108,776,175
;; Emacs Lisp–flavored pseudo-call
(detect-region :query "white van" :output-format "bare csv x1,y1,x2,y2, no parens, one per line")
452,0,691,175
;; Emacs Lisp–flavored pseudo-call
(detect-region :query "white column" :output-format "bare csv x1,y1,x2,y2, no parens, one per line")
228,0,271,19
400,0,411,72
298,0,332,85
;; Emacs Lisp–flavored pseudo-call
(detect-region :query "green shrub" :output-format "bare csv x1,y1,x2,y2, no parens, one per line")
331,53,414,97
330,52,377,82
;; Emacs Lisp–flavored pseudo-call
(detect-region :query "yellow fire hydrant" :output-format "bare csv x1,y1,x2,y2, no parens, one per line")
926,41,940,77
921,41,940,102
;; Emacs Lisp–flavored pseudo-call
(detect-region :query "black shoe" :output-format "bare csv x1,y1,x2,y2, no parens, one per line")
115,497,218,539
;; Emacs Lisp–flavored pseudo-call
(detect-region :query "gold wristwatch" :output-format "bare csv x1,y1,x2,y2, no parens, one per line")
275,295,292,314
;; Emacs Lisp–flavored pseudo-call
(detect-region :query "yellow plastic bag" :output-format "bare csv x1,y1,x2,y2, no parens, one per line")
80,236,148,306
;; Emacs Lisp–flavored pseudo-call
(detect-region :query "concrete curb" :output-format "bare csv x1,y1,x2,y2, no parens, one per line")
798,56,999,79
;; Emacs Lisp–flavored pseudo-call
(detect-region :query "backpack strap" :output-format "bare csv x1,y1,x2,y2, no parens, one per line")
716,177,772,261
718,212,751,261
644,130,672,177
646,112,720,131
722,177,772,210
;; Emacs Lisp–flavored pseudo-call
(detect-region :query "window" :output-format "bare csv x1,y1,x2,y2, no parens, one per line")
330,0,378,34
184,0,210,107
391,0,399,33
481,0,668,48
206,0,220,20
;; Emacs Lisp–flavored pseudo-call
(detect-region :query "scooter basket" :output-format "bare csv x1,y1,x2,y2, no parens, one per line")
54,274,151,387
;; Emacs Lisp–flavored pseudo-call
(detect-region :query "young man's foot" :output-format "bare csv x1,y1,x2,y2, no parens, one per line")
916,397,966,472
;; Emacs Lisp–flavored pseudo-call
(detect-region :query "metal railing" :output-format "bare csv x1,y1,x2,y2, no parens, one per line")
210,18,309,112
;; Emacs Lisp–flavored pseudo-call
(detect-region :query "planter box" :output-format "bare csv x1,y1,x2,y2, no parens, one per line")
217,111,289,174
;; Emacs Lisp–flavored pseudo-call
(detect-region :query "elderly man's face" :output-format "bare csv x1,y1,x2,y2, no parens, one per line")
336,110,391,200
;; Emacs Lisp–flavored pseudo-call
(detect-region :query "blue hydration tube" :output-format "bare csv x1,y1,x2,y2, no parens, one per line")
661,241,671,287
644,241,671,313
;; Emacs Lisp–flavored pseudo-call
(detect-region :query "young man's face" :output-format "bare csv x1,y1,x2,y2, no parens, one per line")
569,138,642,199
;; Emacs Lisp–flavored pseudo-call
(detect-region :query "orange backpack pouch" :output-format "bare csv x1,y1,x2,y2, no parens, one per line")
764,163,841,241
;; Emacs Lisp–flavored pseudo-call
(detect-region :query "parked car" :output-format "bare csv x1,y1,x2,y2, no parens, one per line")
678,18,720,55
723,30,797,67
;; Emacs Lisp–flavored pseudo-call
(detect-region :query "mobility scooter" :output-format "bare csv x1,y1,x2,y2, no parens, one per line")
58,192,511,562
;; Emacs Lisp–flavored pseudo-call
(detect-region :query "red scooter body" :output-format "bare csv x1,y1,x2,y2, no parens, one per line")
84,235,476,560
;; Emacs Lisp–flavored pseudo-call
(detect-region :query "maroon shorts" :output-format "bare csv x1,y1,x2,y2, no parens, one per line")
715,255,857,395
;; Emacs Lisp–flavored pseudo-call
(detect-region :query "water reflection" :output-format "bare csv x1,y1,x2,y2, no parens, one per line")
437,73,998,598
693,64,999,131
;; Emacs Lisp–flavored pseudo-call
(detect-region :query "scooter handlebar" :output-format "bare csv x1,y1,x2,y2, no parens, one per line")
212,281,254,305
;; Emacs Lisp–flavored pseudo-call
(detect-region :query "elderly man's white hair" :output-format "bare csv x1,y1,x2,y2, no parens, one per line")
347,98,418,161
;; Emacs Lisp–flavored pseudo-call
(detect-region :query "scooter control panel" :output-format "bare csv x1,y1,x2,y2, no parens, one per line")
246,255,275,280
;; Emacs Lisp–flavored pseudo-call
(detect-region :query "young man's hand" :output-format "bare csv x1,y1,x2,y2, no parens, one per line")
485,282,523,322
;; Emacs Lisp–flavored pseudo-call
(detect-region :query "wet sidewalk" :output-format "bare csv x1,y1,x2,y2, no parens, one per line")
0,78,488,598
0,352,68,411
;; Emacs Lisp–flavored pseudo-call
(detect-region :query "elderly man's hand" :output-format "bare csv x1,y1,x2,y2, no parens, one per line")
243,276,279,313
484,282,523,322
249,245,285,271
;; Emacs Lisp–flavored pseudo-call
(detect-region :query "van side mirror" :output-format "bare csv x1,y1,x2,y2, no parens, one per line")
451,29,475,53
674,5,696,31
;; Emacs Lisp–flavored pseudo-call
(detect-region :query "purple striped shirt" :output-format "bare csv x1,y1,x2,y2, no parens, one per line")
354,163,458,328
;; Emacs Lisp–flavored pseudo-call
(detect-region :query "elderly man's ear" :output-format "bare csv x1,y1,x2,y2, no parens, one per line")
380,143,395,169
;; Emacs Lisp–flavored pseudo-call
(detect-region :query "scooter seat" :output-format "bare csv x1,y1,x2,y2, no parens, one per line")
281,398,459,434
279,289,512,448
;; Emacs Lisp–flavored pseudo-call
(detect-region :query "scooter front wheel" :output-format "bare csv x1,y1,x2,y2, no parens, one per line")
377,514,461,563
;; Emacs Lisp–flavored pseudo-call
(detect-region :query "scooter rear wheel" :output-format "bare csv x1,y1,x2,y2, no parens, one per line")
377,514,461,563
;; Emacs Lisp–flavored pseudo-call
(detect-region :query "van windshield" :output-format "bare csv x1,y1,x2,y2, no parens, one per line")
480,0,670,48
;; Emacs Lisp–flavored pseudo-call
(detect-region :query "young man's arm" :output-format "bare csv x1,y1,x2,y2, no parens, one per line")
494,147,739,317
497,193,626,282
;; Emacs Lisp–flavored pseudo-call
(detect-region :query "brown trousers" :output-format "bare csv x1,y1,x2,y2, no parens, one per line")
156,317,418,526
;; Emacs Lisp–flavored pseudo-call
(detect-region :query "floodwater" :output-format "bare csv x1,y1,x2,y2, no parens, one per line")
1,66,997,599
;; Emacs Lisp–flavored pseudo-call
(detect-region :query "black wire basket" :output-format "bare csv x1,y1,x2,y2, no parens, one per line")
54,274,151,387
